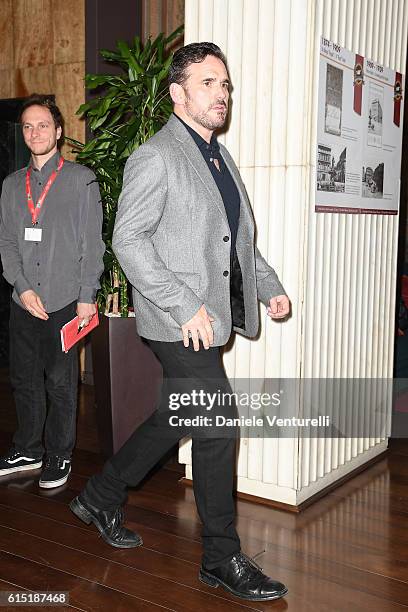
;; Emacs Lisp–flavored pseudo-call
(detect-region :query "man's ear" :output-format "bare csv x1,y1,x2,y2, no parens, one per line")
56,126,62,141
169,82,186,106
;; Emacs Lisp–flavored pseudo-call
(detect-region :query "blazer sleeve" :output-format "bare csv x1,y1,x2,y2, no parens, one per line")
112,144,203,326
254,245,286,305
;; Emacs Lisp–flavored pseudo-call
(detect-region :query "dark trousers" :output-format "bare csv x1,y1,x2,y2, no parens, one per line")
82,339,241,569
9,299,78,459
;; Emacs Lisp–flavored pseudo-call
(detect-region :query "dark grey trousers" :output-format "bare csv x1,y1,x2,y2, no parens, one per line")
82,339,241,569
9,299,78,459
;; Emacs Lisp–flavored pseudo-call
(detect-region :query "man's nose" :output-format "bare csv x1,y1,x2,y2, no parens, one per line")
216,83,227,99
219,89,227,100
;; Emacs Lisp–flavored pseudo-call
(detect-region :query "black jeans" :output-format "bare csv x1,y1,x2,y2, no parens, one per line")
82,339,241,569
9,299,78,459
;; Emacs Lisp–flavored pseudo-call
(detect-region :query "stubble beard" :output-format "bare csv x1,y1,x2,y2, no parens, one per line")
184,95,227,131
29,139,57,157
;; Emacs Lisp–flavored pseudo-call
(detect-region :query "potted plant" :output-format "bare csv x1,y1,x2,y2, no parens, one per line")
68,28,183,456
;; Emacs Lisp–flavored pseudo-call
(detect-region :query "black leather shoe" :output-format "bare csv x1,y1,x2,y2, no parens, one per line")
70,496,142,548
199,552,288,601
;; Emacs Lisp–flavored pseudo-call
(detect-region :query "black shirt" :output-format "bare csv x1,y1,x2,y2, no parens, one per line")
175,115,246,330
175,115,240,253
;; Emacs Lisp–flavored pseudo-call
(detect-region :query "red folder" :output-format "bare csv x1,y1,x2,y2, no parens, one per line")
60,311,99,353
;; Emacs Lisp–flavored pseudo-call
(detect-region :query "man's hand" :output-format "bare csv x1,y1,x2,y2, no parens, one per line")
20,290,49,320
181,305,215,351
77,302,97,328
267,294,290,320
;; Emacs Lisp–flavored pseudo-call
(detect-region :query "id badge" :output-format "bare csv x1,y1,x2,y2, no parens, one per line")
25,227,42,242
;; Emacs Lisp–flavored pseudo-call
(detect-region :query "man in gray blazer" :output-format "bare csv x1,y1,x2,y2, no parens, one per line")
71,42,289,602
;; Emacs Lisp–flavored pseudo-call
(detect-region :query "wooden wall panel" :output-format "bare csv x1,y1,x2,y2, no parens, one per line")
55,62,86,148
13,0,54,68
52,0,85,65
14,66,54,98
142,0,184,41
0,0,14,70
165,0,185,37
0,0,85,160
0,69,14,99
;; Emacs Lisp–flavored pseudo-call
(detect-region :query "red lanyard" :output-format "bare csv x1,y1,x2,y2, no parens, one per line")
25,157,64,225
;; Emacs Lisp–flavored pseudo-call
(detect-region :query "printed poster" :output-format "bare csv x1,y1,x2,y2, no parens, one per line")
316,37,404,215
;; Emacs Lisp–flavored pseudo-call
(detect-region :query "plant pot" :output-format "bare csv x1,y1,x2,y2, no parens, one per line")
91,314,162,457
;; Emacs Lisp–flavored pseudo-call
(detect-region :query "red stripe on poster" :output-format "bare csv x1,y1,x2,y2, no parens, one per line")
394,72,402,127
353,54,364,115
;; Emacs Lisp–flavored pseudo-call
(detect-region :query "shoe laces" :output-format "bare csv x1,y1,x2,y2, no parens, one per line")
236,552,264,576
45,456,69,469
6,448,22,461
106,507,125,537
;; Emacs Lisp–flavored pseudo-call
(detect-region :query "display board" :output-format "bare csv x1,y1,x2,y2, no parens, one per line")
316,37,404,215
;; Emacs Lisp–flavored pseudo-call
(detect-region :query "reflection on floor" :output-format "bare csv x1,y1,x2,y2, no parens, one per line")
0,368,408,611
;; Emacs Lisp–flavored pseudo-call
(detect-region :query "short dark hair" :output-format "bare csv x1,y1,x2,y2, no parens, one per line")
19,94,64,131
168,42,228,86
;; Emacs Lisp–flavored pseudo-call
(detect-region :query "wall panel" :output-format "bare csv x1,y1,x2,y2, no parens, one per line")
52,0,85,65
142,0,185,41
14,66,54,98
0,70,14,99
0,0,85,160
55,62,86,145
13,0,54,68
0,0,13,70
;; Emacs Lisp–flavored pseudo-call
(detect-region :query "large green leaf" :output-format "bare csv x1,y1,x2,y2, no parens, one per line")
84,74,111,89
164,25,184,46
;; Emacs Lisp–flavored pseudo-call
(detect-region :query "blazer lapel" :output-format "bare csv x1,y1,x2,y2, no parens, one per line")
165,115,229,225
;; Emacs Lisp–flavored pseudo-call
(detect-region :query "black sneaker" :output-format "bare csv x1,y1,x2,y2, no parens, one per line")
0,448,42,476
39,456,71,489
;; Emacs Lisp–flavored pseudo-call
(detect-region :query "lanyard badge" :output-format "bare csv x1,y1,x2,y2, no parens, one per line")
25,157,64,226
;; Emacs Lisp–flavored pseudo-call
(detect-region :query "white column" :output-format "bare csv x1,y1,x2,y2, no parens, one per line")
180,0,408,506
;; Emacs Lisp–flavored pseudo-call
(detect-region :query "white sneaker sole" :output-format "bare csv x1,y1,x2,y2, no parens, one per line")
0,461,42,476
39,466,71,489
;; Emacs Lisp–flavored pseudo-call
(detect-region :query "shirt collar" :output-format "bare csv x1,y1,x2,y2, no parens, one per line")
174,114,219,155
30,150,61,174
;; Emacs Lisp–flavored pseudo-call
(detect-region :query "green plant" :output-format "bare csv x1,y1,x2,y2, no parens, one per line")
67,27,183,316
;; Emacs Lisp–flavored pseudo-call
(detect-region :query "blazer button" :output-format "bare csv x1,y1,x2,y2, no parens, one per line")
223,235,229,242
223,270,229,277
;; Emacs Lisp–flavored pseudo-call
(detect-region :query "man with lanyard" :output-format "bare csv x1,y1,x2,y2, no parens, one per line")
0,94,104,488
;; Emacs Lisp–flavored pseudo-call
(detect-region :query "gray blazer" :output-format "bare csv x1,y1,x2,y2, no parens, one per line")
112,114,286,346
